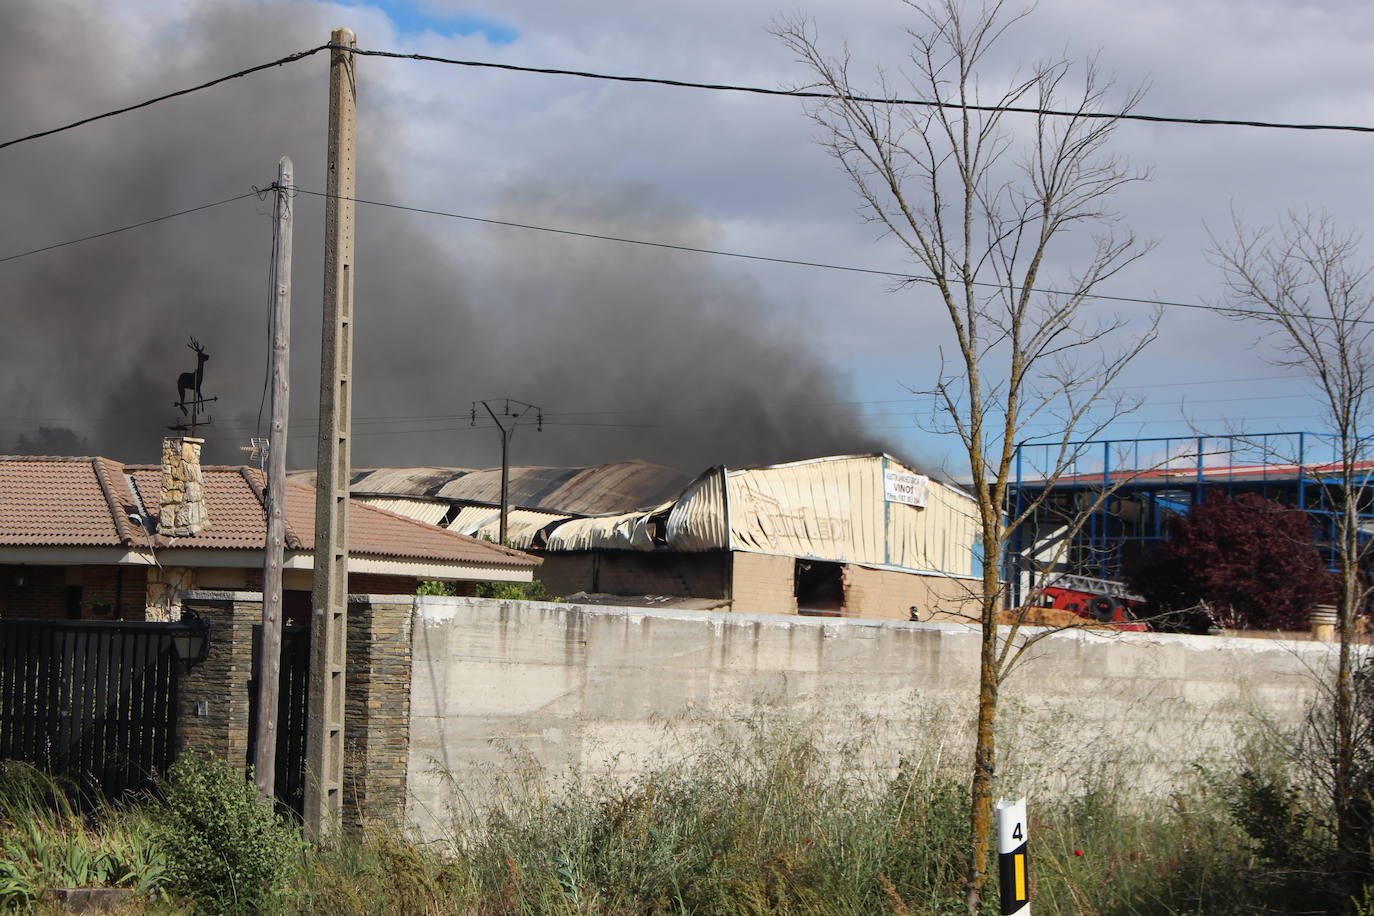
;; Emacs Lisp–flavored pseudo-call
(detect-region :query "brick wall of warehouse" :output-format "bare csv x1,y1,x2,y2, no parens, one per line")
729,551,796,615
842,564,979,622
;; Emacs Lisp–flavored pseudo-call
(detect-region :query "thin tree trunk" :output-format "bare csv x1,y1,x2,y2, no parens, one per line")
966,561,1003,913
1335,480,1359,894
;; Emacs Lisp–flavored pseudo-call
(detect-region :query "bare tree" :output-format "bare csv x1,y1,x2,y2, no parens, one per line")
1213,210,1374,893
777,2,1155,910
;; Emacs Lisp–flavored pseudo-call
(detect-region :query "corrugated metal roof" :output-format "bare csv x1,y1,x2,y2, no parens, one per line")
467,509,573,550
291,452,977,578
543,507,665,552
665,468,728,551
334,460,691,515
726,456,876,563
356,496,451,526
447,505,501,535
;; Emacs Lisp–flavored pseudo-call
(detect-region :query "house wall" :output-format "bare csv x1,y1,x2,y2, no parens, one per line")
0,564,429,623
0,564,148,620
728,551,796,615
404,597,1329,842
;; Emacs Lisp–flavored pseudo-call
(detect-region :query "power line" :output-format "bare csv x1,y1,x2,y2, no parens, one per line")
0,376,1302,427
0,193,258,265
343,45,1374,135
292,186,1374,326
0,391,1313,436
0,38,1367,161
0,46,330,153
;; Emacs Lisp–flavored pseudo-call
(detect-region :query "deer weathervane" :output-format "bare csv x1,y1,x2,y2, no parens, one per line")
170,336,217,434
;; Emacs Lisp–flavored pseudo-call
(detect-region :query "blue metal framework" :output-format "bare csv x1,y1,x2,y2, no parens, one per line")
1005,431,1374,605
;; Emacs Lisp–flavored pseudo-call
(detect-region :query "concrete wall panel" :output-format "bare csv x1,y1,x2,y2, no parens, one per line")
405,596,1339,842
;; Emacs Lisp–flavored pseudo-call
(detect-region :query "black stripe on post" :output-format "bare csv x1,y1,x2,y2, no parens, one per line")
998,840,1029,915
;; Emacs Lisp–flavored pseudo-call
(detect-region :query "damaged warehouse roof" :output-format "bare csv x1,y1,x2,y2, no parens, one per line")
314,454,978,581
290,460,691,517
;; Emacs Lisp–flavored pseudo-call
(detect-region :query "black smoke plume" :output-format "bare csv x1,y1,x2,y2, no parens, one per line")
0,1,893,475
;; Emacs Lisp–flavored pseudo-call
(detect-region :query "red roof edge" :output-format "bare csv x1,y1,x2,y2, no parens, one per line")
238,467,303,550
91,457,139,547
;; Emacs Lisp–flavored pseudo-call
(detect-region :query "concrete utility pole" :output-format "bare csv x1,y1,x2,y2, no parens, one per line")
306,29,356,839
472,399,541,546
254,155,293,800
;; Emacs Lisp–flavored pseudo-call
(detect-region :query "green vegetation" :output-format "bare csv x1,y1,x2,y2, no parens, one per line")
154,755,302,915
5,719,1374,914
476,579,548,600
418,579,550,600
0,764,166,911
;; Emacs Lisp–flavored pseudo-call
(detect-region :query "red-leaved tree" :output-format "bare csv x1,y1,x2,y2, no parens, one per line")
1127,491,1333,630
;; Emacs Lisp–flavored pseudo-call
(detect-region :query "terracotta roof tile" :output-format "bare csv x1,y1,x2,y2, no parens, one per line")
0,455,537,569
0,457,124,546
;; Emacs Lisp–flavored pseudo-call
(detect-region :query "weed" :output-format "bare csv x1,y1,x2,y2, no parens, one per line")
153,755,301,915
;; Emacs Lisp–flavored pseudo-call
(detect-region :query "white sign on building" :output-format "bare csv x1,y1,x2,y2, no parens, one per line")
883,469,928,508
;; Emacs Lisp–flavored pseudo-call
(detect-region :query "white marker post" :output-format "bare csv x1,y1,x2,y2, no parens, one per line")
996,797,1030,915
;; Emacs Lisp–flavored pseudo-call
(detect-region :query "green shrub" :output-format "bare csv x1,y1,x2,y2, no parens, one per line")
477,580,548,600
154,755,301,915
419,580,551,600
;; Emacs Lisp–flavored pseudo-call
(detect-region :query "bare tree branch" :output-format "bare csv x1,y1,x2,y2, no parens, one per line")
776,4,1152,910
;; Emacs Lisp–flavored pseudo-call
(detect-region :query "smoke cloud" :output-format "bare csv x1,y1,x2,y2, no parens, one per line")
0,0,894,476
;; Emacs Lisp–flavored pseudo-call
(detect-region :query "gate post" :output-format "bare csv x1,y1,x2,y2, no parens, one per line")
178,592,259,770
342,595,414,834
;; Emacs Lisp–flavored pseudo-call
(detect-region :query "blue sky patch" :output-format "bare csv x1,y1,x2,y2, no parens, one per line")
356,1,519,45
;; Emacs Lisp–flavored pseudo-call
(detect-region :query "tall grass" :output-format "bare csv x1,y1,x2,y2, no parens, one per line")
0,763,167,913
291,714,1267,916
0,714,1328,914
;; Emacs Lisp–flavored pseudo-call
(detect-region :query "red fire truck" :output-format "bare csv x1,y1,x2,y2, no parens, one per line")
1038,574,1148,631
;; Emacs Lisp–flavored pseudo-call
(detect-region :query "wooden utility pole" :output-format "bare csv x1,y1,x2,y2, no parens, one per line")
306,29,356,839
473,399,541,546
254,156,293,800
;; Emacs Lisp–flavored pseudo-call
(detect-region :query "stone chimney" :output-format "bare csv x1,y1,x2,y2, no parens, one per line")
158,436,211,537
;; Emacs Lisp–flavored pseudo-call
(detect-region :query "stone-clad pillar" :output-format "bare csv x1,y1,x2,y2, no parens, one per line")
343,596,414,834
177,592,258,771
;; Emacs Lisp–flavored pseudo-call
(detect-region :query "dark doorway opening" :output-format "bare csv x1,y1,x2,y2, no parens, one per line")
795,560,845,616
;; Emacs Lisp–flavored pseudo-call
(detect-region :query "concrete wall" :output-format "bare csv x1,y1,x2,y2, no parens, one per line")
405,595,1331,841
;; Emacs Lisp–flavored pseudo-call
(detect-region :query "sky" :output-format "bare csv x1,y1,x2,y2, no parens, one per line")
1,0,1371,478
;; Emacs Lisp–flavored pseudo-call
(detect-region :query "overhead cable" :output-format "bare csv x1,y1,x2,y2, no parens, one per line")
0,45,331,153
0,192,258,264
291,187,1374,326
342,45,1374,134
2,41,1369,157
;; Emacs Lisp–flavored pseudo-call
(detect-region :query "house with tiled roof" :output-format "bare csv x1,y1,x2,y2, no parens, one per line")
0,438,539,622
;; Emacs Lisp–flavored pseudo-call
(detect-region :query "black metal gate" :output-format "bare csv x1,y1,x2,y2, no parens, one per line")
0,618,185,798
247,624,310,815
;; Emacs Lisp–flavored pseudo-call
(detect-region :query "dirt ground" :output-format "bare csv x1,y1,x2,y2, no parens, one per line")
996,606,1121,629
